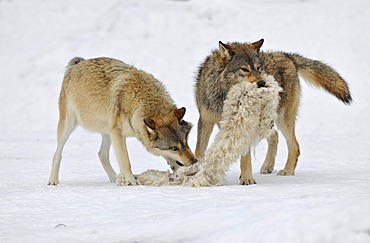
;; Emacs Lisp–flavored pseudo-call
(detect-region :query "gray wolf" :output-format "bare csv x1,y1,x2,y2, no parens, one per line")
48,57,197,186
195,39,352,185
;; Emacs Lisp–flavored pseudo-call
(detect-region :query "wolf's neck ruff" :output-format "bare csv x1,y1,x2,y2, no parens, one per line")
133,74,282,187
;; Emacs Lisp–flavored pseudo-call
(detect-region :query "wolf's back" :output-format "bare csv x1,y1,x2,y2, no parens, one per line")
284,53,352,104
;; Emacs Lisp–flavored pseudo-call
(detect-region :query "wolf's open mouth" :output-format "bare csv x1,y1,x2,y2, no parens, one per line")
176,161,184,167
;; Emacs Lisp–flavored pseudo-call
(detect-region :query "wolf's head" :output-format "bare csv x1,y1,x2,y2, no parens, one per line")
218,39,267,88
144,107,197,170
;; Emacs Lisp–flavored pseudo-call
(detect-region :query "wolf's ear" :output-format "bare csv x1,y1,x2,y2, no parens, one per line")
218,41,233,60
252,39,264,52
174,107,186,121
144,118,156,131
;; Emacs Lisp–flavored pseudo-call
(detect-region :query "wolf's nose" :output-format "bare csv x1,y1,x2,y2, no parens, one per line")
257,80,266,88
191,159,198,164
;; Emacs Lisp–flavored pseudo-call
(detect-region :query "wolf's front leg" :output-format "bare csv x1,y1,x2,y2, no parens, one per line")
239,152,256,185
98,133,117,183
110,127,139,186
195,115,216,158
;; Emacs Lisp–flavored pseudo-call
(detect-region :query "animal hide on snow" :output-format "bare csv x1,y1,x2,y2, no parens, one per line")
118,74,282,187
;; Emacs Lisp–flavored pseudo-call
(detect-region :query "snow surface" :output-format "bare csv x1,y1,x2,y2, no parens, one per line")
1,0,370,242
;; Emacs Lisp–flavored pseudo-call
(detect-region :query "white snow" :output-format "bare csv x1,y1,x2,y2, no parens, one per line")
0,0,369,242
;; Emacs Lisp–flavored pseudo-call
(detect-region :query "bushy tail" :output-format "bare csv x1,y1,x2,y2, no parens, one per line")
67,57,85,69
284,53,352,104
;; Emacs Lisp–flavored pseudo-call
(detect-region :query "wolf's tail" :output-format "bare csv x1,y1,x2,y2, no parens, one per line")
67,57,85,69
284,53,352,104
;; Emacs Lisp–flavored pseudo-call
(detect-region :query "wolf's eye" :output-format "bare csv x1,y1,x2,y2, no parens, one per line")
241,68,249,72
256,66,262,71
170,146,179,151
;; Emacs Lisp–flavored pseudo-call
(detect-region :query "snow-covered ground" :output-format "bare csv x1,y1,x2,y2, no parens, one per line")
1,0,369,242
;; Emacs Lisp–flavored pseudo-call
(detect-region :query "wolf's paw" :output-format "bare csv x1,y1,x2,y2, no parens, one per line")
240,177,256,185
109,175,117,183
116,174,140,186
277,169,295,176
260,168,274,174
48,178,59,186
260,165,274,174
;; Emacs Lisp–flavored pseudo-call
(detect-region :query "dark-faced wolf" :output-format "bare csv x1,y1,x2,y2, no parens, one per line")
195,39,351,185
48,57,197,186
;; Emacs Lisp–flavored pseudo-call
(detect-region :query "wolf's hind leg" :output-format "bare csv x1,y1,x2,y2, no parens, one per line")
48,110,77,185
240,152,256,185
98,133,117,183
260,130,279,174
277,119,300,176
